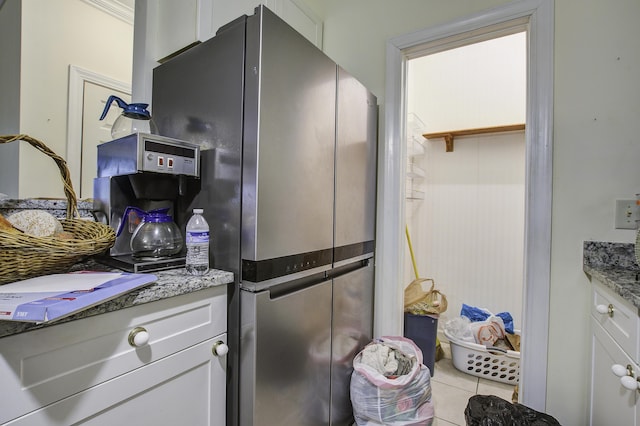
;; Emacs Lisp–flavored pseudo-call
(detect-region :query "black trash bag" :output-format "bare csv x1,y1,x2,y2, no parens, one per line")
465,395,561,426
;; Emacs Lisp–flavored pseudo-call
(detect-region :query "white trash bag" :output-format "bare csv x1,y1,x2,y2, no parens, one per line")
350,336,434,425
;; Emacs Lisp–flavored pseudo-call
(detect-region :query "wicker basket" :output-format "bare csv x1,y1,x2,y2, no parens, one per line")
0,134,115,285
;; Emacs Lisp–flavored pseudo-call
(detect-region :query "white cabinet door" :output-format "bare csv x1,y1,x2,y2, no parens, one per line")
6,335,227,426
151,0,321,62
133,0,323,103
591,320,638,426
263,0,323,48
0,286,227,424
210,0,254,39
153,0,201,62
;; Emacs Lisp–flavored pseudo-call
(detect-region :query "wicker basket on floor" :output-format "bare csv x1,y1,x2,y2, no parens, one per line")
0,134,115,285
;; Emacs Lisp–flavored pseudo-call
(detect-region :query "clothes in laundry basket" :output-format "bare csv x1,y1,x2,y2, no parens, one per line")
461,304,514,334
456,304,517,347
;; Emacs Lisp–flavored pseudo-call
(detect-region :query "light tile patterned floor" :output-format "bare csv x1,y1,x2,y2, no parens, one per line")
430,340,516,426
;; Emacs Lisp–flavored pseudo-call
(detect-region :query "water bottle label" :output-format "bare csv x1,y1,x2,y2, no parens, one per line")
187,231,209,244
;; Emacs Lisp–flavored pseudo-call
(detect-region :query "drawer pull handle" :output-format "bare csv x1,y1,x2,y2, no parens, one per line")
128,327,150,347
620,375,640,391
612,364,640,391
212,341,229,357
596,303,614,317
612,363,632,377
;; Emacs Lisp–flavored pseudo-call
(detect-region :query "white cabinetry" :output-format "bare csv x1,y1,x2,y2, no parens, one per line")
0,286,228,425
133,0,323,103
590,279,640,425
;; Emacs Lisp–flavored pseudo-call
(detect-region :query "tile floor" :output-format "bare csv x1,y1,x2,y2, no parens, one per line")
430,340,516,426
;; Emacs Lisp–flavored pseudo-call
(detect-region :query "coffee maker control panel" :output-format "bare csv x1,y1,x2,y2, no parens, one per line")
142,139,198,176
97,133,200,178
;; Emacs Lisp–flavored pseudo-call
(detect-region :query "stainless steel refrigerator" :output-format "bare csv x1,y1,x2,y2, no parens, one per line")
152,6,377,425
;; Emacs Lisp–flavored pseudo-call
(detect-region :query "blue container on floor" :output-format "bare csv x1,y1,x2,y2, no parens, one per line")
404,313,438,377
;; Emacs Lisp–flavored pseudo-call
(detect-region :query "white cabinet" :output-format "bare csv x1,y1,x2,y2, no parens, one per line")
590,279,640,425
0,286,228,425
592,321,638,425
151,0,322,62
133,0,323,104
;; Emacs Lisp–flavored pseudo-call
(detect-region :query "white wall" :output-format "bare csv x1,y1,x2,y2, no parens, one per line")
550,1,640,422
318,0,509,101
407,131,525,328
313,1,640,424
11,0,132,199
408,33,526,132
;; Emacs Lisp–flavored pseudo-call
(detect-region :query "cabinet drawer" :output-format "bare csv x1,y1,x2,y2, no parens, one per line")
591,281,640,364
5,334,228,426
0,286,227,424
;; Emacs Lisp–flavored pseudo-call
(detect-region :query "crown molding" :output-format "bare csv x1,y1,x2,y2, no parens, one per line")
82,0,134,25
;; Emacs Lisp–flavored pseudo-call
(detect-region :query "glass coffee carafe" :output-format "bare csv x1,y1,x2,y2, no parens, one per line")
116,207,183,259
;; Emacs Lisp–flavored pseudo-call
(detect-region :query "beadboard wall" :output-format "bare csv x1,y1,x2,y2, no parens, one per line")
405,131,525,328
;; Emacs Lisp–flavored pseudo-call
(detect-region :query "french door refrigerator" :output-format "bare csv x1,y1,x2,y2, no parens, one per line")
152,6,377,426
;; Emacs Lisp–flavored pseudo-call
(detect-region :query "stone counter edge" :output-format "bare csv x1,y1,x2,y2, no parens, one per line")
0,266,233,339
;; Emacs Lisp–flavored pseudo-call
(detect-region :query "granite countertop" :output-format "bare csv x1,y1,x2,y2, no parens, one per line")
583,241,640,312
0,198,234,339
0,198,95,219
0,260,234,339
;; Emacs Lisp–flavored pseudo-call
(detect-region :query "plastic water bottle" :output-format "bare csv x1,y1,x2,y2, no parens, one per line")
185,208,209,275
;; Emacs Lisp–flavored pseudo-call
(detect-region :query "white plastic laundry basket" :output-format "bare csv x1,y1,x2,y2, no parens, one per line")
444,329,520,385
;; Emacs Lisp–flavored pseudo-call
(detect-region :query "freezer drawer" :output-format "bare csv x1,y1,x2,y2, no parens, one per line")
331,261,375,425
240,276,333,426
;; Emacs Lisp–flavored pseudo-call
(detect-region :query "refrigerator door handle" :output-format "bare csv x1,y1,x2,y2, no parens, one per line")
267,271,330,300
328,257,372,280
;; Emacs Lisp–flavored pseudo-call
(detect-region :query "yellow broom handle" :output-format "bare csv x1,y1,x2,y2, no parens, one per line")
405,225,419,279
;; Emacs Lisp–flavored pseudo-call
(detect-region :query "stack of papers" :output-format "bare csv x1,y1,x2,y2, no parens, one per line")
0,272,157,323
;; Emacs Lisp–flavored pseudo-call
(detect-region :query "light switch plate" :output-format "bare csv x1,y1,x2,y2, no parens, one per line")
614,199,639,229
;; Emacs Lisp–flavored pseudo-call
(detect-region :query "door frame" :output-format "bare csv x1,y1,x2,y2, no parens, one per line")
377,0,554,411
67,65,131,195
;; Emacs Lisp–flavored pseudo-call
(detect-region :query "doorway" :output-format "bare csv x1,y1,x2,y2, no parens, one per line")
377,0,554,412
405,32,526,333
405,33,526,424
67,65,131,199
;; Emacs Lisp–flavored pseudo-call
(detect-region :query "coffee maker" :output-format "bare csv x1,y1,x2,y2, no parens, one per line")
93,133,201,272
